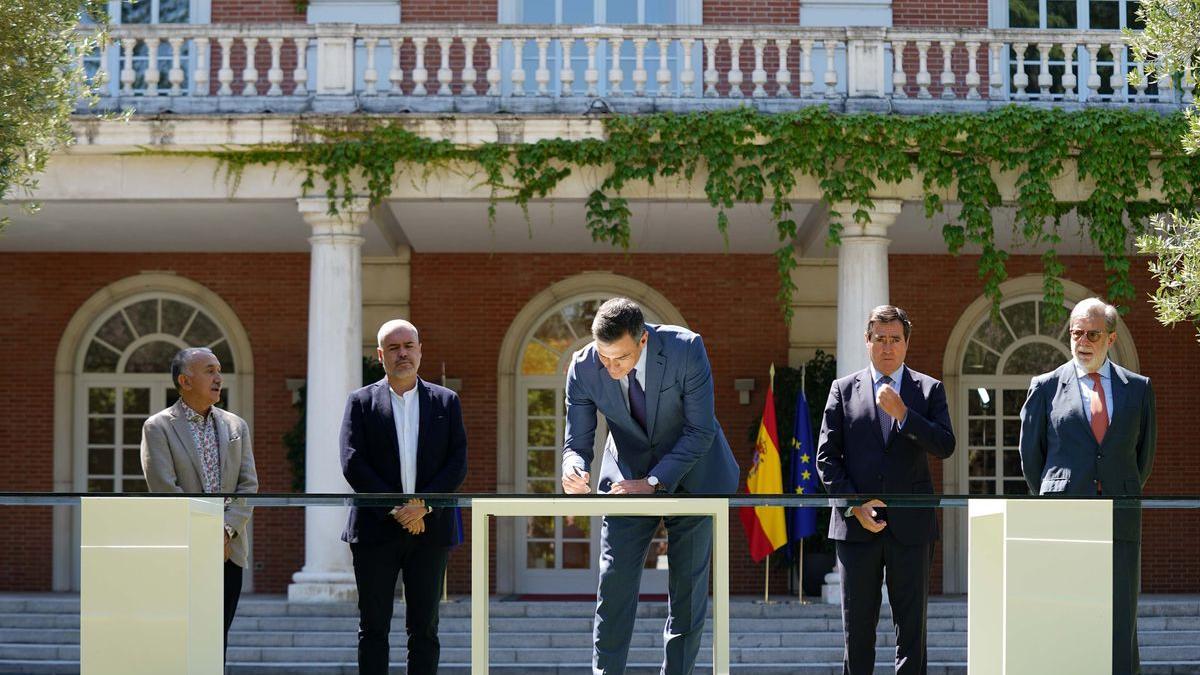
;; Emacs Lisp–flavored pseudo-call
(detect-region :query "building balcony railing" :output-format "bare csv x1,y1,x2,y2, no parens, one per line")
77,23,1185,116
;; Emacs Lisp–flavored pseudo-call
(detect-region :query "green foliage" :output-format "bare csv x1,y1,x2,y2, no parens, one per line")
1128,0,1200,337
284,356,386,491
198,107,1200,320
0,1,108,228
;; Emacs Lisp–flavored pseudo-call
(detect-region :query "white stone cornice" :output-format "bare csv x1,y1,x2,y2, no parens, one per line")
832,199,903,238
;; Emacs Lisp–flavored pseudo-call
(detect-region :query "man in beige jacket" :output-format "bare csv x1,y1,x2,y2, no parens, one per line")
141,346,258,659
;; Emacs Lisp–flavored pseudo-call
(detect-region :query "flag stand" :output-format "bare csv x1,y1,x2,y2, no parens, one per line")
762,555,774,605
797,539,808,604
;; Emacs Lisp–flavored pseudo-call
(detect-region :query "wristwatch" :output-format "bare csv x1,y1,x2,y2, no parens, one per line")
647,475,666,493
844,506,856,518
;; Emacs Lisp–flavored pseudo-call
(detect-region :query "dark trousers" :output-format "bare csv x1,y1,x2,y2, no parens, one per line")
1113,538,1141,674
224,560,243,661
835,534,933,675
350,536,450,675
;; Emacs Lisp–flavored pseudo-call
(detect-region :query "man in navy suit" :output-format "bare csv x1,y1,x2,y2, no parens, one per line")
340,319,468,675
816,305,955,674
1020,297,1156,674
561,298,739,675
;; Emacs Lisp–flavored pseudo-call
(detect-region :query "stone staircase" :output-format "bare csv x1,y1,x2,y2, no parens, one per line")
1,594,1199,673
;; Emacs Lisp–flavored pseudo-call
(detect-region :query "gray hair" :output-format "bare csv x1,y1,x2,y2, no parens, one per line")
170,347,216,392
1070,297,1118,332
592,298,646,344
377,319,419,348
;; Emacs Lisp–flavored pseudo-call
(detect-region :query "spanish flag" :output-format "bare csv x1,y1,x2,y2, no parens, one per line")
738,365,788,562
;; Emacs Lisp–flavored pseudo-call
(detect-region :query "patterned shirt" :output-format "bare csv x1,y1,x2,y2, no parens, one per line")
181,401,221,494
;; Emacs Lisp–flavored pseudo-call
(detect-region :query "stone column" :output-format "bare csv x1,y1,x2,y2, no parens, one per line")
834,199,902,378
824,199,901,604
288,198,369,602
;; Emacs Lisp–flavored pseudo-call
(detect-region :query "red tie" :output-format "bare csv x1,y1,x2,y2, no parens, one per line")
1088,372,1108,444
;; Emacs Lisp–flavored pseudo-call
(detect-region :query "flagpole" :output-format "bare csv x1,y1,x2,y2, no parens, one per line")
798,539,805,604
763,554,770,604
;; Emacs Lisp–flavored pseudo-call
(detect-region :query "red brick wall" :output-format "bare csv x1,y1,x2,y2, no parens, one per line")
891,254,1200,594
892,0,988,27
0,253,309,593
211,0,306,22
704,0,801,23
409,253,791,595
401,0,497,22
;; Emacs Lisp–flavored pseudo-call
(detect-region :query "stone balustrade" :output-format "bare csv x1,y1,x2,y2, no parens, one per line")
78,23,1184,114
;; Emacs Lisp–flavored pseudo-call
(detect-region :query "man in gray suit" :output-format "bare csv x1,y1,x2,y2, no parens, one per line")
561,298,739,675
1019,297,1156,674
141,347,259,658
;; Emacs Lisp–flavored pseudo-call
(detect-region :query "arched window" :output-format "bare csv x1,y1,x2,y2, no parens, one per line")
76,293,237,493
960,298,1071,496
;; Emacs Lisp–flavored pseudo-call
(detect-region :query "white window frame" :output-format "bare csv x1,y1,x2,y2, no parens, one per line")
91,0,211,96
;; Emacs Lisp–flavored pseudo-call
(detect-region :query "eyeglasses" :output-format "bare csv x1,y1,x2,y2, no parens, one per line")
1069,329,1106,343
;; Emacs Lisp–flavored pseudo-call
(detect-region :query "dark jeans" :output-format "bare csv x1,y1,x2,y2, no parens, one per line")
351,537,450,675
224,560,243,662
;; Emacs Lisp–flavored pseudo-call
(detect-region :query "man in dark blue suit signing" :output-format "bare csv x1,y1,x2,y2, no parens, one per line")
561,298,739,675
1020,297,1156,674
340,319,468,675
816,305,955,674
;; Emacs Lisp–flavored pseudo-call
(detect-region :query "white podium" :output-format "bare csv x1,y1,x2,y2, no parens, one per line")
968,498,1112,674
81,497,224,674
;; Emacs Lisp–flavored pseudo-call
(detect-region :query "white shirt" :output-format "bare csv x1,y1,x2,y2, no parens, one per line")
388,383,420,494
869,362,907,428
617,341,649,414
1074,359,1114,424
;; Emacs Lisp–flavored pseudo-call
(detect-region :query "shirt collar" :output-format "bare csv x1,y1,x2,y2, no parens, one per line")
869,362,905,385
389,381,419,404
632,338,649,380
1073,359,1111,380
180,399,211,424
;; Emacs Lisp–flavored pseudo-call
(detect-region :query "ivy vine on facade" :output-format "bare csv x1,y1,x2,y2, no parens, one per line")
196,106,1200,321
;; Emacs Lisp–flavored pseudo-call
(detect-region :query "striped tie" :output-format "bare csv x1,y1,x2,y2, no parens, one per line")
878,375,894,444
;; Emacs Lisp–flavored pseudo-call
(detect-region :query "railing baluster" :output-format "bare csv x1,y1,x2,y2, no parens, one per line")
989,42,1003,100
267,37,284,96
1157,59,1174,102
190,37,210,97
965,41,980,100
293,37,309,96
363,37,379,96
774,39,791,98
1182,62,1194,105
891,40,907,99
1061,43,1077,99
242,37,259,96
1133,59,1147,101
799,40,814,98
1084,43,1101,101
120,38,136,95
168,37,185,96
535,37,551,96
752,39,767,98
823,40,840,98
143,38,161,96
463,37,479,96
439,37,454,96
632,37,648,96
728,38,744,98
412,36,429,96
386,37,404,95
1013,42,1029,100
1108,42,1127,102
915,41,931,99
486,37,501,96
656,38,672,97
560,37,575,96
939,40,956,99
608,37,623,95
1036,42,1052,98
703,38,718,97
584,37,599,96
510,37,526,96
680,37,696,97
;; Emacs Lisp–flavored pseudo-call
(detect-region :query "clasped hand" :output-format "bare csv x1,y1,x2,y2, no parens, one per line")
392,499,428,535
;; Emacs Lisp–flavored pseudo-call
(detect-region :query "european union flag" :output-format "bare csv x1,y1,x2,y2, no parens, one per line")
787,388,819,543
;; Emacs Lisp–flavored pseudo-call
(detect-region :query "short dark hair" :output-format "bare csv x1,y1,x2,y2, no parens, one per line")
592,298,646,344
866,305,912,340
170,347,216,392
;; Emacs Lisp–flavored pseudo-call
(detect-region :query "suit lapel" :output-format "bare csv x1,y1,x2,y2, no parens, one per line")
897,367,923,445
1055,364,1097,447
597,359,647,443
853,370,886,449
214,408,234,492
371,379,402,475
167,401,207,484
415,378,433,489
642,326,666,441
1103,365,1129,448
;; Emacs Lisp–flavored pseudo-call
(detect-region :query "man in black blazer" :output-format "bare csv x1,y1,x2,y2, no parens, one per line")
816,305,955,674
1020,298,1156,674
340,319,468,675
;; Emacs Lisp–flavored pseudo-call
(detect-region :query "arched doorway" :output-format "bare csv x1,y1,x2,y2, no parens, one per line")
52,274,253,590
495,273,687,595
940,277,1139,592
